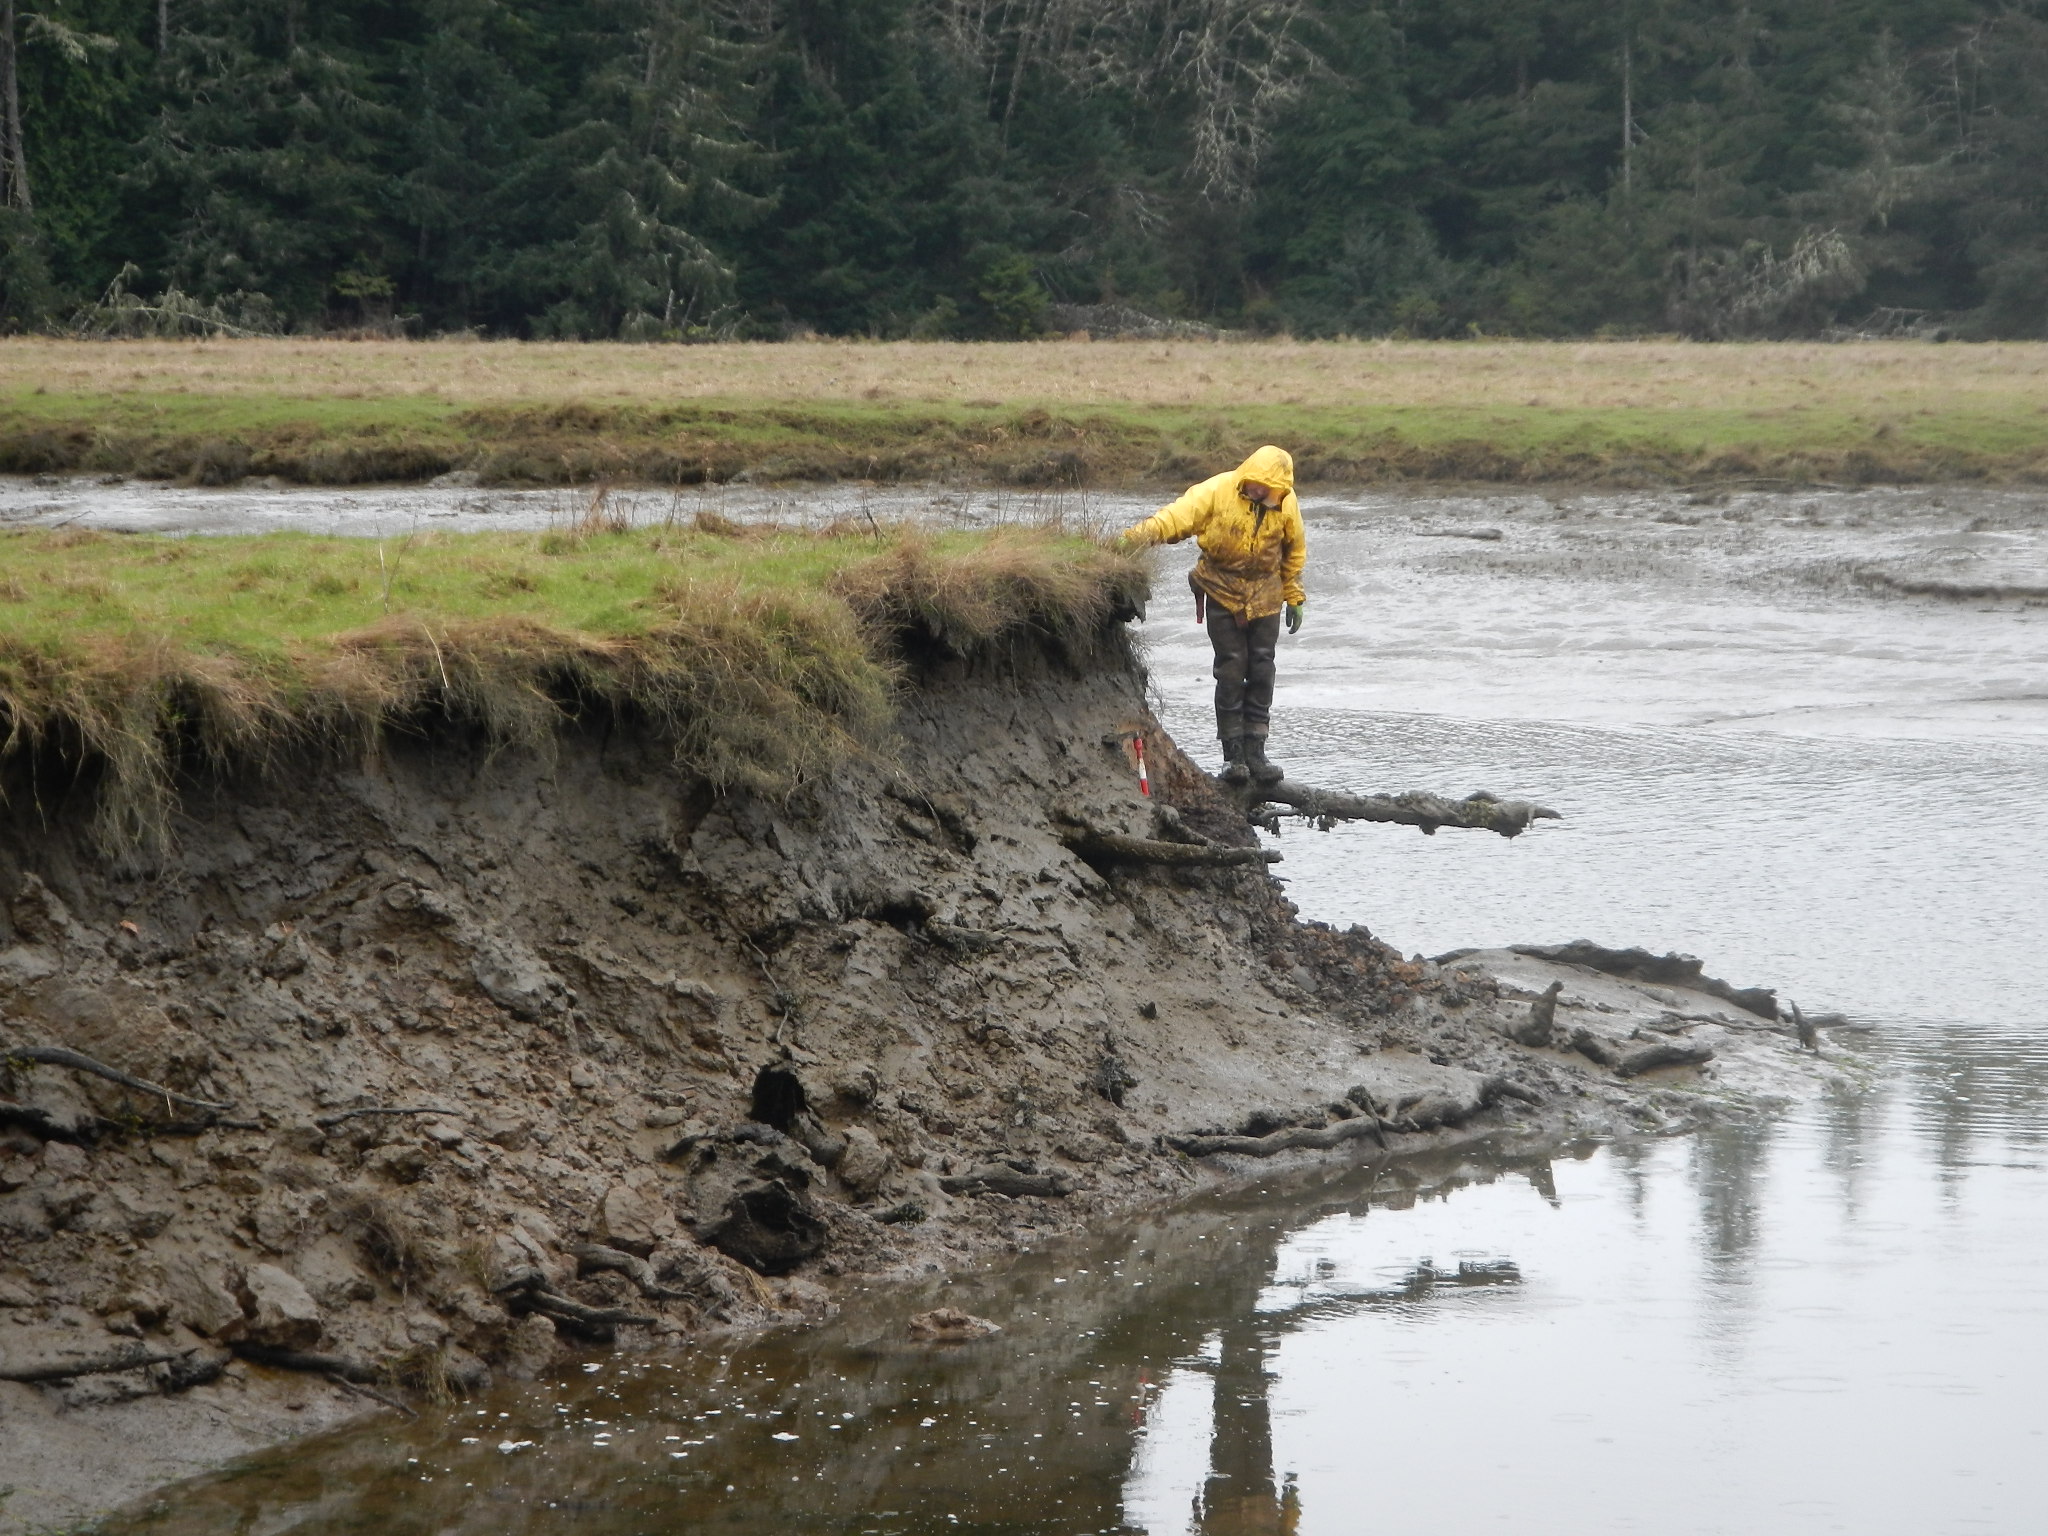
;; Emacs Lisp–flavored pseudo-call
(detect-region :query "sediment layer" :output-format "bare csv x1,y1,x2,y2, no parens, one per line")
0,624,1828,1532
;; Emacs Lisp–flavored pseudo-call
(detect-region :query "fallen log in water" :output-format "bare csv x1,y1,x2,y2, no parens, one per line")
1236,781,1560,839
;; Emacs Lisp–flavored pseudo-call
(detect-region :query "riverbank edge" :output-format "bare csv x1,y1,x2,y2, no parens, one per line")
0,625,1839,1534
6,394,2046,492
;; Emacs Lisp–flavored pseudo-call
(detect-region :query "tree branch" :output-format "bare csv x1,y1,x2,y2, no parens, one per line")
1232,781,1560,839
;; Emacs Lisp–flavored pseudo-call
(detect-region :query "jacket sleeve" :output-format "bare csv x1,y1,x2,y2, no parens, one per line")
1121,481,1214,547
1280,495,1307,606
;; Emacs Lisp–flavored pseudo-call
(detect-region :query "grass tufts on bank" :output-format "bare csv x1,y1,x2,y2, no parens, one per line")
0,519,1147,851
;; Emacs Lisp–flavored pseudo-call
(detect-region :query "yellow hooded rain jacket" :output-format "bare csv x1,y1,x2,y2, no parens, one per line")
1121,445,1306,620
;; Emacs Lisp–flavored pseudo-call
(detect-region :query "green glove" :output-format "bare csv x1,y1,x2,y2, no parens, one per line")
1285,601,1305,634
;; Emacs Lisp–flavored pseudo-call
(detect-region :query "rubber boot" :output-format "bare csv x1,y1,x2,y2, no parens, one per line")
1243,737,1284,785
1219,737,1251,786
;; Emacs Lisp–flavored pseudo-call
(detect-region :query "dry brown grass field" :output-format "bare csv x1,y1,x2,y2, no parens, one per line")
10,335,2048,411
3,337,2045,486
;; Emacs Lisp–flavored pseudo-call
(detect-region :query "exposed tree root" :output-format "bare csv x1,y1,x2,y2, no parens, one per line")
1171,1076,1544,1158
232,1346,421,1416
0,1343,200,1383
572,1243,696,1302
938,1167,1077,1197
233,1345,384,1383
1168,1116,1388,1159
1,1042,236,1114
1504,941,1777,1018
490,1266,655,1334
1056,824,1281,868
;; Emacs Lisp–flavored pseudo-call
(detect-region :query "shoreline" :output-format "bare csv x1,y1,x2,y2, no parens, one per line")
5,337,2046,492
1,609,1846,1533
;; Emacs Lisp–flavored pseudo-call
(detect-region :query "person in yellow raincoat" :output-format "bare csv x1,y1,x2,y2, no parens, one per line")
1120,445,1305,785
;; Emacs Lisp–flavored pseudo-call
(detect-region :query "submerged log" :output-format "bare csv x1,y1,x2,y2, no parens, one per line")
1234,781,1560,839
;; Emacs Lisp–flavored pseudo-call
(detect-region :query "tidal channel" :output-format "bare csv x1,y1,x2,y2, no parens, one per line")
36,478,2043,1536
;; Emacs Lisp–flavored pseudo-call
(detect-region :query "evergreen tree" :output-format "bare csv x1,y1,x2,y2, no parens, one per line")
4,0,2046,336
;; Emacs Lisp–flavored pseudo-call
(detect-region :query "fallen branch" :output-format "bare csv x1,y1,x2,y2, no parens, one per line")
1240,783,1559,839
315,1105,458,1131
1,1044,235,1114
1058,826,1279,868
0,1343,198,1383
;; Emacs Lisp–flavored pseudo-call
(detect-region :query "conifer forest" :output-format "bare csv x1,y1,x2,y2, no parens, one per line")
2,0,2045,340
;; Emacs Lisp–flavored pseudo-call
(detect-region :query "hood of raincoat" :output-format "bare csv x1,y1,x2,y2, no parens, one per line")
1234,445,1295,497
1118,445,1307,618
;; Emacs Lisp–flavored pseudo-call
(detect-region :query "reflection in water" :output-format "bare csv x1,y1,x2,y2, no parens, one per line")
107,490,2048,1534
107,1040,2048,1534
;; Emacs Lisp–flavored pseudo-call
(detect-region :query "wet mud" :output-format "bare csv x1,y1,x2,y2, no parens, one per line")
0,604,1835,1532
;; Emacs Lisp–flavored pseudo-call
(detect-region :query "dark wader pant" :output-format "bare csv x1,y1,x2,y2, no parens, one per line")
1208,605,1282,744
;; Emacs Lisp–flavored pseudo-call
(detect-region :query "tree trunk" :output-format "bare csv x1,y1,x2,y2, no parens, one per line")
1231,778,1559,839
1,0,32,212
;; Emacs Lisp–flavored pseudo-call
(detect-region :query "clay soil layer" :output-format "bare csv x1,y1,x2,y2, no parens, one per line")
4,337,2046,488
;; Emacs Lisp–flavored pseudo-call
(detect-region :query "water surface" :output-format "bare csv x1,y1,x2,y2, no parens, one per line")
62,479,2047,1536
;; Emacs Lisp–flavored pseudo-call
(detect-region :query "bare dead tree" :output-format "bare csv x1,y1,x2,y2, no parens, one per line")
921,0,1315,199
1,0,28,212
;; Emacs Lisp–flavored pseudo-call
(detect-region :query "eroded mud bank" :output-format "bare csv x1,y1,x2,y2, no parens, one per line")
0,629,1831,1532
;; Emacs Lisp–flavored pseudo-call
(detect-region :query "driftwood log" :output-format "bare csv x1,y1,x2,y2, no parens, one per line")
1234,781,1560,839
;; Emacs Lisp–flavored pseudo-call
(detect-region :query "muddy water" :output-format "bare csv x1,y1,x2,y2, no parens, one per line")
38,478,2048,1534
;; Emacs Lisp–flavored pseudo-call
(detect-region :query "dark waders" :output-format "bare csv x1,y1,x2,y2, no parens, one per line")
1207,603,1282,768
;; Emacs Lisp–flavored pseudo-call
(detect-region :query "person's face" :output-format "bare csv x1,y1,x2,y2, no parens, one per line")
1243,480,1275,505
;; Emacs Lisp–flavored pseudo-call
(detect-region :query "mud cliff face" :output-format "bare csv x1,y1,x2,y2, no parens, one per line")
0,630,1736,1526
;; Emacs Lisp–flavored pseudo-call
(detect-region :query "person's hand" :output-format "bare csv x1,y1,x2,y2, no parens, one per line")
1285,601,1305,634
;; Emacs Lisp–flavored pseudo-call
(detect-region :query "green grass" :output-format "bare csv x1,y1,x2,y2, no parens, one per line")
6,388,2047,488
0,518,1146,850
6,336,2046,486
